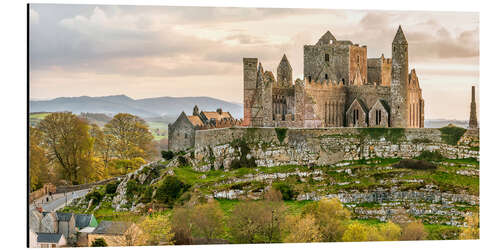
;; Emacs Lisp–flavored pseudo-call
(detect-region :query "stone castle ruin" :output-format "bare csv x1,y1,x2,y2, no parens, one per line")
243,26,424,128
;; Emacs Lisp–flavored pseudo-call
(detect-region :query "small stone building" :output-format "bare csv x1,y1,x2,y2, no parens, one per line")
87,221,142,247
168,107,242,152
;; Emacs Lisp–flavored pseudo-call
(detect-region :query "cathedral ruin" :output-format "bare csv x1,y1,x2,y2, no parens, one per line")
243,26,424,128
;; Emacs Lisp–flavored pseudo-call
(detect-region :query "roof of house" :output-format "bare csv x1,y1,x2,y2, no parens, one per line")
187,115,204,127
74,214,93,228
201,111,232,121
37,233,64,243
79,227,96,233
92,221,134,235
55,212,73,222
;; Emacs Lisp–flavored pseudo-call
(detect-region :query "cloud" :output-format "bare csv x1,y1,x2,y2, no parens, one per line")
29,8,39,25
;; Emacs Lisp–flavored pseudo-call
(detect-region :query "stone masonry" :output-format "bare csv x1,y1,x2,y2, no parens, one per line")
243,26,425,128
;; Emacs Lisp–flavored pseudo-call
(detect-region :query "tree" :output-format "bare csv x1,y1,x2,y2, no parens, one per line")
89,124,114,176
228,200,286,243
400,220,428,241
29,126,50,191
37,112,94,184
171,206,193,245
103,113,155,161
342,221,370,242
190,201,225,241
303,198,351,242
282,214,321,243
91,238,107,247
460,213,479,240
378,221,401,241
138,214,174,245
156,176,190,206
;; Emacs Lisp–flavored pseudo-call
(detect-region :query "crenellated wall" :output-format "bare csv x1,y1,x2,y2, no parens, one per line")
193,127,479,170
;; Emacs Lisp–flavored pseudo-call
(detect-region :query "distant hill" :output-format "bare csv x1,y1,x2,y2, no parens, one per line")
29,95,244,119
425,119,471,129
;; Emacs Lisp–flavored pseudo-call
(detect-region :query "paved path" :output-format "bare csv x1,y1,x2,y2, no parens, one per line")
29,189,90,212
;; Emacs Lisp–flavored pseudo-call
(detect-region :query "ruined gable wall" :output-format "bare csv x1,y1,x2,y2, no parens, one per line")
348,45,368,85
304,44,350,83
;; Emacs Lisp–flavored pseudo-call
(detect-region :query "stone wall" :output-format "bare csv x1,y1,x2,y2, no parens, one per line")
193,127,479,170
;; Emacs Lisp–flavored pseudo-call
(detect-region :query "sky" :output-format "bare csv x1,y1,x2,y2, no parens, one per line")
29,4,479,120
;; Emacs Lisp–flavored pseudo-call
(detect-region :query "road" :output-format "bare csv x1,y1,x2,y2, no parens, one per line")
29,189,90,212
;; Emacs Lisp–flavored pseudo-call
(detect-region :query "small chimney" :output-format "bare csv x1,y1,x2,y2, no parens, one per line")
217,108,223,115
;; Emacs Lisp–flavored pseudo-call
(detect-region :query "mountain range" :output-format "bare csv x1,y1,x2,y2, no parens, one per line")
29,95,244,119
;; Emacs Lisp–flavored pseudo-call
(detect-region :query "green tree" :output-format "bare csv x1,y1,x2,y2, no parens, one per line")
303,198,351,242
138,214,175,245
156,176,190,206
37,112,93,184
29,126,50,191
104,113,155,160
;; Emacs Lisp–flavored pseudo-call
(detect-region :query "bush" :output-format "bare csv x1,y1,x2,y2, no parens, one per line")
86,191,103,204
140,186,154,203
275,128,288,143
126,179,144,200
439,125,467,145
393,159,436,171
272,182,296,201
91,238,107,247
161,150,175,160
417,150,444,162
156,176,190,207
105,181,119,194
178,156,189,166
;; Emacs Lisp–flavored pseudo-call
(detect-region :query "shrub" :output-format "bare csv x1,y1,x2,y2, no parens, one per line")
140,186,154,203
272,182,296,201
161,150,175,160
156,176,190,206
86,191,103,204
105,181,119,194
91,238,107,247
126,179,144,200
412,138,432,144
439,125,467,145
275,128,288,143
417,150,444,162
178,156,189,166
393,159,436,171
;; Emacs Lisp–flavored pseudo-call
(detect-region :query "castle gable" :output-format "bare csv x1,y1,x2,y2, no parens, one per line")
316,31,336,45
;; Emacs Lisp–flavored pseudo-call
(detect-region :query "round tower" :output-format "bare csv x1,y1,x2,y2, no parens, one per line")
390,25,409,127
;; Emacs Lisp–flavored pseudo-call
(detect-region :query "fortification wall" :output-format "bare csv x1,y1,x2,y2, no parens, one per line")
193,127,479,170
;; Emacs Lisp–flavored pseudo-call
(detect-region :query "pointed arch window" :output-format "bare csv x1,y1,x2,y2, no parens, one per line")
325,53,330,62
325,74,328,80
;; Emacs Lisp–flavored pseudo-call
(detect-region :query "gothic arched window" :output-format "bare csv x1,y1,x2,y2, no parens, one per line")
325,53,330,62
325,74,328,80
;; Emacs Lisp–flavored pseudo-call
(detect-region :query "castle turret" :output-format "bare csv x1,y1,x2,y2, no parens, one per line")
469,85,478,128
243,58,258,126
277,54,293,87
390,25,409,127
